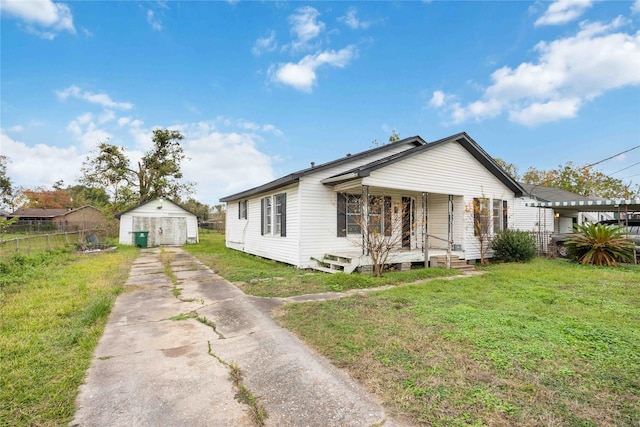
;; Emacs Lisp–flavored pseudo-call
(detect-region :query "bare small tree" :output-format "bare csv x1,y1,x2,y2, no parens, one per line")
348,195,409,277
467,196,492,266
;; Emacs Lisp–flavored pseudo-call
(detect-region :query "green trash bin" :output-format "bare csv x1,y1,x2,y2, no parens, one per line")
134,231,149,248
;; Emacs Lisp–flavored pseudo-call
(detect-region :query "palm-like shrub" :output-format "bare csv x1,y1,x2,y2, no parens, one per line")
565,223,635,266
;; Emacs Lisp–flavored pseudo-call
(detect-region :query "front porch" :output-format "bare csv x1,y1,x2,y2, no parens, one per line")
311,247,472,274
319,180,468,273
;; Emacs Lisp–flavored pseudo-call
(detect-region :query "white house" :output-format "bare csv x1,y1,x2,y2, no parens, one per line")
116,198,199,246
221,133,526,272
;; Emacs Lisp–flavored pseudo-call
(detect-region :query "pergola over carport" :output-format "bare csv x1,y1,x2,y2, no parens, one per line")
524,198,640,219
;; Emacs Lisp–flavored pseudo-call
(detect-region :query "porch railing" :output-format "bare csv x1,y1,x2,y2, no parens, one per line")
425,233,455,268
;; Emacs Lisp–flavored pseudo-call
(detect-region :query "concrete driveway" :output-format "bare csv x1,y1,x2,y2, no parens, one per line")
72,247,403,427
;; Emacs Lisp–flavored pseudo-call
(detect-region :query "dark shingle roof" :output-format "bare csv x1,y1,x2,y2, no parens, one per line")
519,183,599,202
219,136,426,202
10,208,69,218
220,132,525,202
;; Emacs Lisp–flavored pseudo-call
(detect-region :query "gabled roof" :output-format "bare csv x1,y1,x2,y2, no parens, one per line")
220,133,525,202
114,197,199,219
219,136,426,202
10,208,69,218
519,183,599,203
322,132,525,196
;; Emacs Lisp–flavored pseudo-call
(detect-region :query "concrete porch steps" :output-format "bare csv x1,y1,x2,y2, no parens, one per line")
430,255,475,273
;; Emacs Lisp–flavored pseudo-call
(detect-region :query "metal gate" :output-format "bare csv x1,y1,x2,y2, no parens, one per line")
132,217,187,246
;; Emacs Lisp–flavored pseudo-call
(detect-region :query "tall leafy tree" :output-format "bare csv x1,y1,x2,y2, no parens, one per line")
493,157,520,181
0,155,14,210
22,186,73,209
67,185,111,208
522,162,638,199
81,128,194,208
182,198,210,221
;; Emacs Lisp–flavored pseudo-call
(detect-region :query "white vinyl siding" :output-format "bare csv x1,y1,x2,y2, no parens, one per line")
225,138,520,267
362,142,515,260
226,186,298,266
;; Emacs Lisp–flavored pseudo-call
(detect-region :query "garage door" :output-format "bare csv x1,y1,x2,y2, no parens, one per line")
132,216,187,246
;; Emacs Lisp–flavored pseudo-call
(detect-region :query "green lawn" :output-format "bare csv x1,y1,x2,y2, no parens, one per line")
278,258,640,426
0,246,138,426
184,231,458,297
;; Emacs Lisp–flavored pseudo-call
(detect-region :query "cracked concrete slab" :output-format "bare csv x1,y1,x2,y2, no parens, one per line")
73,247,404,427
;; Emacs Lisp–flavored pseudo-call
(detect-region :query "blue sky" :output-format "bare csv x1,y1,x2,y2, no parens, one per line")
1,0,639,206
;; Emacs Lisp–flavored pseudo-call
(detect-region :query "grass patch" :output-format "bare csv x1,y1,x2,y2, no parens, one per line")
278,258,640,426
184,231,457,297
0,246,138,426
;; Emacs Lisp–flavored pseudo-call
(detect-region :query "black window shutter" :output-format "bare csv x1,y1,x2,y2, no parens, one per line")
384,196,392,236
503,200,508,230
280,193,287,237
260,198,265,235
337,193,346,237
238,201,241,219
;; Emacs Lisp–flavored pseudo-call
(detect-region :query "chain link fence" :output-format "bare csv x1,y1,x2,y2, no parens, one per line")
0,228,111,261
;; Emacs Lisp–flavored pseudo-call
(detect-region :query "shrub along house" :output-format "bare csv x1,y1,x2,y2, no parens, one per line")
221,132,525,273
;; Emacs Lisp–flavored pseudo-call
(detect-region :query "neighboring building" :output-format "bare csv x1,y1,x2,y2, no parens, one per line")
1,209,12,220
221,132,525,272
8,206,106,231
115,198,199,246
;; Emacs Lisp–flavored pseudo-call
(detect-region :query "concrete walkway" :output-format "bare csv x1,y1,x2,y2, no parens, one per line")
72,248,404,427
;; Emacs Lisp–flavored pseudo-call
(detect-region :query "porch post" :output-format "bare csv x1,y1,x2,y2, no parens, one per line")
422,192,429,268
447,194,453,269
362,185,369,256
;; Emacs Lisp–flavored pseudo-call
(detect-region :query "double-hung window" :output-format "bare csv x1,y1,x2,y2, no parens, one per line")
261,197,272,235
337,193,392,237
473,197,491,237
261,193,286,237
238,200,247,219
346,194,362,234
492,199,508,234
368,195,382,235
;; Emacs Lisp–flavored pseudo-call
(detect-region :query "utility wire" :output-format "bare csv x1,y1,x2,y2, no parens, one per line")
609,161,640,175
585,145,640,168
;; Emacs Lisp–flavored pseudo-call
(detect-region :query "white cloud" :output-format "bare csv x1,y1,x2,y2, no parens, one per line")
0,0,75,38
183,131,275,204
1,130,83,189
2,115,279,205
287,6,325,51
67,113,112,150
339,7,371,30
508,98,582,126
632,0,640,15
269,45,356,92
252,30,277,56
535,0,593,26
429,90,448,107
431,17,640,126
147,9,162,31
8,125,24,132
56,85,134,110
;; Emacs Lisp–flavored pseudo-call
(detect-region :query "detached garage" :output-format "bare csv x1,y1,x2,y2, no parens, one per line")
116,198,199,246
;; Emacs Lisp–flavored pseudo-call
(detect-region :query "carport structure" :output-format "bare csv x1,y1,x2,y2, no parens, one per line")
525,198,640,261
525,198,640,220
